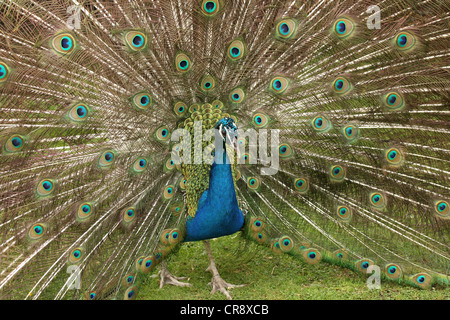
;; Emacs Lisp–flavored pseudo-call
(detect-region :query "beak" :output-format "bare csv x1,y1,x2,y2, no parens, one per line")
219,124,238,151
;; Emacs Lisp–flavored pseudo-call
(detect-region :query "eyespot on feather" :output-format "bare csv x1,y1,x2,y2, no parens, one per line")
333,17,355,39
369,192,386,210
200,75,216,92
275,18,298,40
201,0,220,17
394,31,417,51
434,200,449,219
330,165,346,182
68,248,84,264
27,223,47,240
384,92,405,111
250,217,265,232
4,134,26,153
229,87,246,104
162,185,175,200
122,207,136,225
355,259,374,274
247,177,261,192
98,150,116,168
332,76,352,94
279,236,294,252
124,286,138,300
132,92,152,110
76,202,94,222
36,179,56,197
269,76,289,94
311,115,332,132
294,177,309,194
175,53,192,72
227,39,246,60
303,248,321,265
0,62,11,84
51,33,77,55
411,273,432,289
385,263,403,280
124,30,148,51
154,126,171,142
336,205,352,222
279,143,294,159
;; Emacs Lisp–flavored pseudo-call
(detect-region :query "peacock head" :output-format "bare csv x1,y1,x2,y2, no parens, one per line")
215,117,238,150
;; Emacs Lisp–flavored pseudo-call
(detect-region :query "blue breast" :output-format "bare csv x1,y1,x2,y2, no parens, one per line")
184,151,244,241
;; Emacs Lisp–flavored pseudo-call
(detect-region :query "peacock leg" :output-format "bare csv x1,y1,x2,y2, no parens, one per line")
158,260,192,288
203,240,245,300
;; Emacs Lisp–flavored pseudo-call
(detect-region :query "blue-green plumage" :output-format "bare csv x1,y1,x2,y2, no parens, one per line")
185,149,244,242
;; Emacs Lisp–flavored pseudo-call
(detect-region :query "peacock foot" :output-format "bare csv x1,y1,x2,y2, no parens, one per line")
204,240,245,300
158,260,192,288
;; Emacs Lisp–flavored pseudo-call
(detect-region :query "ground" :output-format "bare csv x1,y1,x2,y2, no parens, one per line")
137,234,449,300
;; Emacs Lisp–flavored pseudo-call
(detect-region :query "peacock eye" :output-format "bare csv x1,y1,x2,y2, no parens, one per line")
434,200,449,218
12,137,22,147
163,185,175,200
275,18,297,39
278,143,294,158
124,31,148,51
51,33,77,55
61,37,72,50
0,62,10,82
98,150,116,168
269,77,289,94
247,177,261,191
395,31,416,51
330,165,345,182
370,192,386,210
333,18,355,38
202,0,220,16
201,75,215,92
89,293,96,299
227,39,246,60
332,77,351,94
131,92,152,110
384,92,405,110
312,115,331,132
173,101,187,117
28,223,46,240
342,124,359,142
155,126,171,142
361,262,369,269
37,179,56,197
229,87,245,104
5,134,25,153
132,35,144,47
175,53,192,72
308,252,316,259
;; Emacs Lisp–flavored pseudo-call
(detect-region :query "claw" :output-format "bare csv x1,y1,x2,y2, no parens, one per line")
158,260,192,288
204,240,245,300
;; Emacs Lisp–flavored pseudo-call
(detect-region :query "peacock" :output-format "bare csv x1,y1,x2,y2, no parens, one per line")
0,0,448,301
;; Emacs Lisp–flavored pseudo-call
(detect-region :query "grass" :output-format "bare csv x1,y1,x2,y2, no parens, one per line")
137,234,449,300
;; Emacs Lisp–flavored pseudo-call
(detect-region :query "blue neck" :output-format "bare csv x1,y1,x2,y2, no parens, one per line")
184,148,244,241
